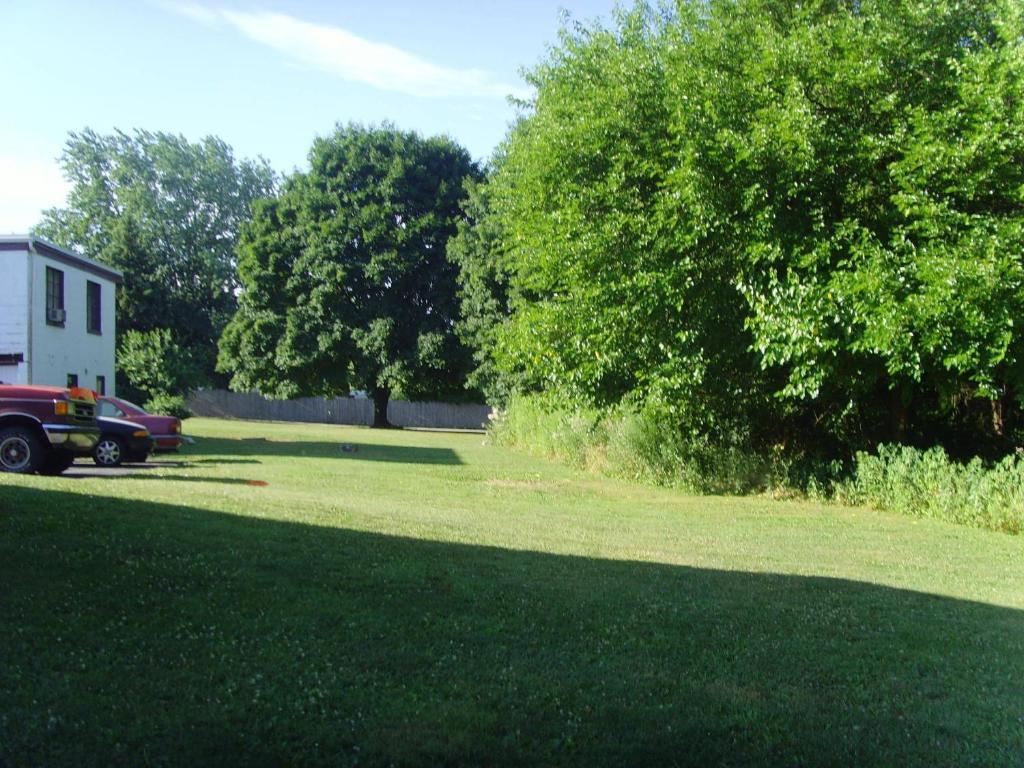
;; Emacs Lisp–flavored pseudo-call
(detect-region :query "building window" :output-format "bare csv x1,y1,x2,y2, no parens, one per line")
96,375,106,395
87,281,102,334
0,353,24,365
67,373,79,387
46,267,65,326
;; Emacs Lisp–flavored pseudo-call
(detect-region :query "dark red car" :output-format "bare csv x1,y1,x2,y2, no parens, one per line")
96,396,185,453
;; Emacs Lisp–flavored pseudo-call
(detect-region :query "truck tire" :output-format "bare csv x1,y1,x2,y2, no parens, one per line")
39,451,76,475
0,426,45,474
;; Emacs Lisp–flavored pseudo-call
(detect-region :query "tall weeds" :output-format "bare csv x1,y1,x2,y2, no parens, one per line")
490,395,823,496
841,446,1024,534
491,395,1024,534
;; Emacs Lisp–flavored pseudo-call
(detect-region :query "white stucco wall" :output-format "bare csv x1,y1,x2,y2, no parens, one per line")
0,248,30,384
29,251,117,395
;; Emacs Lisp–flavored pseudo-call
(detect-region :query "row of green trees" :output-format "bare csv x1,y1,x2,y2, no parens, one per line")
456,0,1024,459
40,125,482,425
39,0,1023,459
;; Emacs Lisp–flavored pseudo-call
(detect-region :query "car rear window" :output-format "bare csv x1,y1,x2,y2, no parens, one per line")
98,401,123,417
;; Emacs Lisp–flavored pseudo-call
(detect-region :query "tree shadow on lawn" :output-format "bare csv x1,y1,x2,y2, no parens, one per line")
188,458,262,465
62,472,273,486
1,485,1022,767
63,460,187,474
189,435,464,466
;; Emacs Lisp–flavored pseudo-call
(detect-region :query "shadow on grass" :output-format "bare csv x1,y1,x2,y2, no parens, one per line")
189,435,464,465
1,485,1022,767
62,461,187,476
129,475,275,487
188,458,262,465
63,472,272,486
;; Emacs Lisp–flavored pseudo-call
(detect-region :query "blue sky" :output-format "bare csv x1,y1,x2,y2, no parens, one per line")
1,0,620,233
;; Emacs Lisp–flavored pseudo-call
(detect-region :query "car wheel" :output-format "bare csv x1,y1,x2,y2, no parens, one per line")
39,452,76,476
93,437,125,467
0,426,44,474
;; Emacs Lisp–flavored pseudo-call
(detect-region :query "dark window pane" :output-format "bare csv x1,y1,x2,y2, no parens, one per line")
87,281,102,334
46,267,65,325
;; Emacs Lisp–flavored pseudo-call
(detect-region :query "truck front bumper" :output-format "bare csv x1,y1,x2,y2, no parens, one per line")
43,424,101,453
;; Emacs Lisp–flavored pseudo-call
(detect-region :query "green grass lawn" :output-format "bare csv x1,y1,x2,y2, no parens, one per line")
2,417,1023,766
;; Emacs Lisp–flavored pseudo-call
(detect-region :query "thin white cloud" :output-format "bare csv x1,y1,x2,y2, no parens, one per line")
0,154,70,235
154,0,219,26
162,3,529,100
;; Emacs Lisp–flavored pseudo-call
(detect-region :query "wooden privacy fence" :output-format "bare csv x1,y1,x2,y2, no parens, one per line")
188,390,493,431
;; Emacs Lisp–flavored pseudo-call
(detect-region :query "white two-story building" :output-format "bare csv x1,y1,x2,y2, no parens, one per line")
0,236,122,394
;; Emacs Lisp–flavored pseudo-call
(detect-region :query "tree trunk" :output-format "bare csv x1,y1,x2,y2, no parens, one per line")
372,387,391,428
991,383,1009,440
888,384,911,443
992,397,1005,439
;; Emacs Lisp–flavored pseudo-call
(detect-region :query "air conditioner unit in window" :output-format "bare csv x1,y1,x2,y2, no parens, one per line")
47,308,66,324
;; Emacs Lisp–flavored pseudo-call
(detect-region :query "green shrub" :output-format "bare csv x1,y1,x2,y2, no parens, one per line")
841,445,1024,534
492,397,1023,534
144,393,192,421
490,394,602,468
490,396,805,495
118,328,200,399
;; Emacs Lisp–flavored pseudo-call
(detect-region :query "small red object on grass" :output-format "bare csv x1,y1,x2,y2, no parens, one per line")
246,480,269,487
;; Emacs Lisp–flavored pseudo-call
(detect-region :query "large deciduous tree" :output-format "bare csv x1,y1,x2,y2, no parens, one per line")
218,124,480,427
688,0,1024,447
36,129,276,392
483,4,780,444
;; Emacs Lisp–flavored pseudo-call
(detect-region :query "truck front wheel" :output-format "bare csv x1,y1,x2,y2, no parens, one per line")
0,426,45,474
39,451,76,475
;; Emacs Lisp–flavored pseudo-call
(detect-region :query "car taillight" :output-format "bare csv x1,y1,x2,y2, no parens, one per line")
54,401,68,416
172,422,181,433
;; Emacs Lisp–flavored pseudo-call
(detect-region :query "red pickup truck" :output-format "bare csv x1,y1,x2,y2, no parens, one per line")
0,385,101,474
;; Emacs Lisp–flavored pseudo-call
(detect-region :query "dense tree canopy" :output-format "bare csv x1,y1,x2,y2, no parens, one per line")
31,1,1022,456
37,129,276,392
463,0,1024,455
218,124,480,426
447,176,514,405
480,4,779,442
703,0,1024,445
